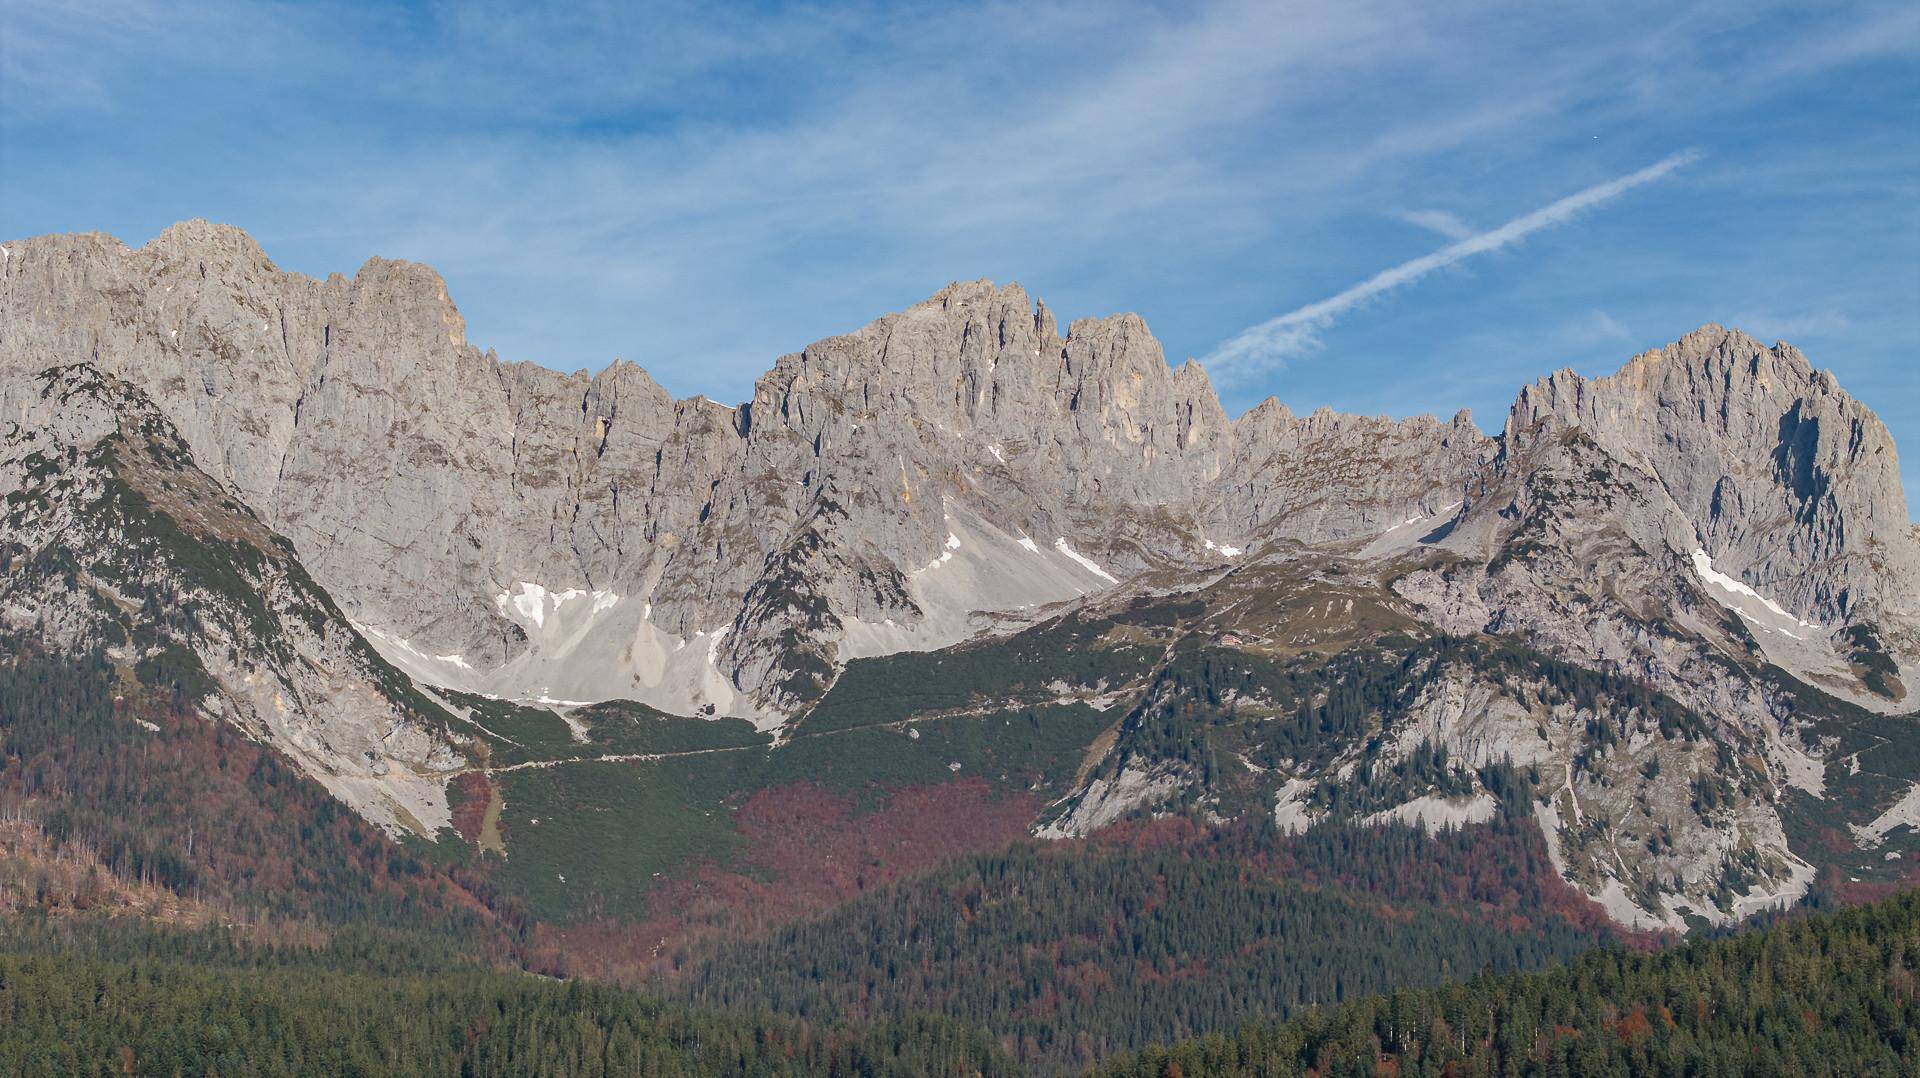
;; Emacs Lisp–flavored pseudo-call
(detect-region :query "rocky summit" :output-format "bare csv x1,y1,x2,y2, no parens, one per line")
2,219,1917,934
0,221,1498,721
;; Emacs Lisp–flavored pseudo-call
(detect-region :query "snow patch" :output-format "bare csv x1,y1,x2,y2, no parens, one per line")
352,620,475,676
1017,536,1040,554
532,695,596,709
914,532,964,574
1690,549,1821,633
1053,538,1119,584
1357,498,1463,559
501,582,550,628
494,582,619,632
1386,500,1461,533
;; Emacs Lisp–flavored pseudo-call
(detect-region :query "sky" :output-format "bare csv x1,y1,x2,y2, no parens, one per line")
4,1,1917,509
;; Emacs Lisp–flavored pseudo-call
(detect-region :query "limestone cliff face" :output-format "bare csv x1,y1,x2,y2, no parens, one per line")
1506,325,1920,636
1209,403,1492,547
2,222,1912,723
0,224,1446,718
8,221,1919,932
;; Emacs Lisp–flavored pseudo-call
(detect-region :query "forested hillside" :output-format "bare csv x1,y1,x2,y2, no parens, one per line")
0,922,1012,1076
1099,887,1920,1076
5,875,1920,1074
677,814,1620,1073
0,647,526,955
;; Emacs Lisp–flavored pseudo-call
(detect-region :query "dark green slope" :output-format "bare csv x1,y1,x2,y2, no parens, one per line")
8,864,1920,1076
676,814,1618,1075
0,646,525,950
1098,886,1920,1077
0,927,1015,1077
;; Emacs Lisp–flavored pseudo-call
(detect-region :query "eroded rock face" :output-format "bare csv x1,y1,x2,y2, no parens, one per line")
5,220,1917,932
1209,403,1491,547
2,222,1912,728
1366,348,1917,926
0,224,1488,719
1507,326,1920,636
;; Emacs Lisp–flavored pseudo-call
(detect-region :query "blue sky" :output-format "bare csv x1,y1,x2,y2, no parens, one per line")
4,1,1917,510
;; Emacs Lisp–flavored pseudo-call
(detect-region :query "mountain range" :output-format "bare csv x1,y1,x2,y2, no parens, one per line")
3,218,1918,983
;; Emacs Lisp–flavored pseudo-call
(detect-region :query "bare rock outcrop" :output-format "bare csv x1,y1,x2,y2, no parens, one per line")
3,223,1911,728
1508,326,1920,639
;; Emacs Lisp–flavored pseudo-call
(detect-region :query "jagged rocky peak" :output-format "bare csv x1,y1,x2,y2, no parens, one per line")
0,222,1260,719
1207,399,1493,547
8,222,1920,931
1058,311,1233,493
1506,324,1920,637
745,277,1231,497
1231,398,1485,449
4,221,1913,727
143,217,279,273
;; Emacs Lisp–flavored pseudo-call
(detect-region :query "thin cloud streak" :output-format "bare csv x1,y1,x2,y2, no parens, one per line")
1393,208,1475,240
1206,149,1704,379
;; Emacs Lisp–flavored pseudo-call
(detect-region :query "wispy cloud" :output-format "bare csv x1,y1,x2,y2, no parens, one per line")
1393,208,1474,241
1564,309,1635,348
6,1,1910,428
1205,149,1704,379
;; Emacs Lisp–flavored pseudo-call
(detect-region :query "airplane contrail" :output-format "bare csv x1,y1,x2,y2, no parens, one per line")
1206,149,1704,377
